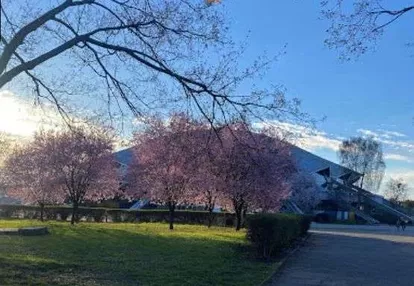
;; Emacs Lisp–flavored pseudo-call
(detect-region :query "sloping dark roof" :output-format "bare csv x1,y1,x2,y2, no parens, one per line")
289,145,362,180
114,147,134,166
114,144,362,182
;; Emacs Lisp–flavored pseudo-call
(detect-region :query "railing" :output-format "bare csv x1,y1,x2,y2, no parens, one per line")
354,209,379,224
330,179,412,222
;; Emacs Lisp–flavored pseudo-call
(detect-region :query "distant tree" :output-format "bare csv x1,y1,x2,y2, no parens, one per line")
128,114,204,230
3,134,64,221
338,136,385,192
289,172,321,214
322,1,414,60
46,127,120,224
384,178,409,204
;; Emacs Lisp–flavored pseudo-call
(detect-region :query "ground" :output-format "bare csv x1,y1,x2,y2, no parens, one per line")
271,223,414,286
0,220,275,286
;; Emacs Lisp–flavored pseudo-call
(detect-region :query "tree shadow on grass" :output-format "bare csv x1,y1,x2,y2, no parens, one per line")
0,223,272,286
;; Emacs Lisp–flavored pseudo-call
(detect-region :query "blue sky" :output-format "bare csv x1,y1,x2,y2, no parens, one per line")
1,1,414,196
223,1,414,195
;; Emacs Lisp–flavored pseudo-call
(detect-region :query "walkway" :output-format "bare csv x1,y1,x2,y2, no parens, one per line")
270,223,414,286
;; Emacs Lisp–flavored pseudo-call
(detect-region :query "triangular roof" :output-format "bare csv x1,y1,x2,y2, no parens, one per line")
289,145,362,183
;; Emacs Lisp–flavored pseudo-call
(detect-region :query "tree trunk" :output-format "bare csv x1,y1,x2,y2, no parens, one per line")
242,205,247,228
235,209,242,231
233,198,245,231
168,202,175,230
207,206,214,228
39,202,44,222
71,201,78,225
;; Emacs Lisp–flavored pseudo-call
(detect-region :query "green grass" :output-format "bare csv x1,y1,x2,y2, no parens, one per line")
0,220,276,286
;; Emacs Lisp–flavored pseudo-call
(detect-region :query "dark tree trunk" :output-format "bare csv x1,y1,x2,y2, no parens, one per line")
71,201,78,225
242,205,248,228
168,202,175,230
234,198,245,231
207,206,214,228
39,202,44,222
235,208,242,231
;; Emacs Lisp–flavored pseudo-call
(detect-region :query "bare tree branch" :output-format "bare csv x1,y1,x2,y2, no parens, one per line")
322,1,414,59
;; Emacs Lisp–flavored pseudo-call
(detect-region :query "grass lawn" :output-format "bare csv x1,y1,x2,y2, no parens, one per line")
0,220,276,286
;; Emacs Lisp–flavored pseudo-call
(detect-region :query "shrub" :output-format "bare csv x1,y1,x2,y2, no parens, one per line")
246,214,308,260
299,215,312,236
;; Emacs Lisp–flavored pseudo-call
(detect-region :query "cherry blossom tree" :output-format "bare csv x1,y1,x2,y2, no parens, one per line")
46,127,120,224
289,172,321,214
3,133,64,221
0,132,12,195
128,114,204,230
210,123,296,230
188,133,230,228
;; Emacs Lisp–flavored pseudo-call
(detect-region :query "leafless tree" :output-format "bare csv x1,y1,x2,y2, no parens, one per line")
384,177,409,204
0,0,308,126
338,136,386,192
322,0,414,60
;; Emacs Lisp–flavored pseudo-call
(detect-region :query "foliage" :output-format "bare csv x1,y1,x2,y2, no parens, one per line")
41,127,120,224
383,178,409,204
128,115,296,230
289,172,321,213
338,136,385,192
299,215,313,236
322,0,414,60
2,127,119,224
3,134,65,221
128,114,207,230
246,214,307,260
0,132,14,193
211,122,296,230
0,220,274,286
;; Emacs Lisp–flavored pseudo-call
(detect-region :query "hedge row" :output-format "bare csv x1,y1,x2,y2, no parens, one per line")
246,214,312,260
0,205,236,227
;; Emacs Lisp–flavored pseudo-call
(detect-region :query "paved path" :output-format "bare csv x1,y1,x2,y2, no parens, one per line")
270,223,414,286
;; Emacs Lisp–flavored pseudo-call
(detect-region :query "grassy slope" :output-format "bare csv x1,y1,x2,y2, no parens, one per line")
0,220,275,286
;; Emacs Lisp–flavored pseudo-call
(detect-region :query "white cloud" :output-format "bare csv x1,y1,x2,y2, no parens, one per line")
357,128,407,140
0,90,130,151
357,129,380,137
255,121,341,152
356,128,414,154
379,130,406,138
383,153,413,163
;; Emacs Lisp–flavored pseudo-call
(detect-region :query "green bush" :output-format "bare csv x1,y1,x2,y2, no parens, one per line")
299,215,312,236
246,214,308,260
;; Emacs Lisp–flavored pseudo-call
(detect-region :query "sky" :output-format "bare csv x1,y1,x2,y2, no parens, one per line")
1,1,414,196
222,0,414,196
